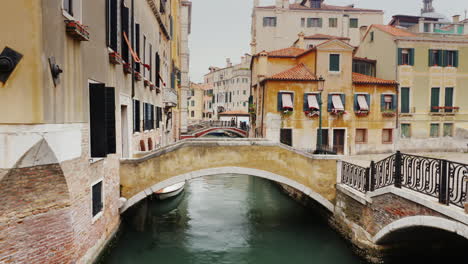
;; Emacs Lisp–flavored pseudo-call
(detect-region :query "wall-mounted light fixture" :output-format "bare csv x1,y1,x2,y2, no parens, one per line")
0,47,23,84
49,57,63,86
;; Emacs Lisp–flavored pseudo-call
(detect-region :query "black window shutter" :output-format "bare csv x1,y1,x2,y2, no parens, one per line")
135,23,141,72
155,53,160,87
92,181,103,216
156,107,161,128
121,4,130,63
105,87,116,154
133,100,140,132
110,0,118,51
149,45,153,82
89,83,108,158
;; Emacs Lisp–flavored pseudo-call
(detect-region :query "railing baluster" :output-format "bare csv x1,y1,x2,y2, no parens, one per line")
439,160,449,205
394,151,402,188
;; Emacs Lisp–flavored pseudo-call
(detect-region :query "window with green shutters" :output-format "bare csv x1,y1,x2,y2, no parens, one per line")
307,18,322,28
430,123,440,137
445,51,458,67
329,18,338,28
329,54,340,72
401,87,410,113
429,49,443,67
430,88,440,112
398,48,414,66
401,124,411,138
350,18,358,28
445,87,454,113
381,94,397,111
443,123,453,137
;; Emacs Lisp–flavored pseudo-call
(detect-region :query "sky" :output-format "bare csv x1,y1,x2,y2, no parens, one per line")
188,0,468,83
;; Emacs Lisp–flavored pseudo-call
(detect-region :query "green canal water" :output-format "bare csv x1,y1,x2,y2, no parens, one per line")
99,175,365,264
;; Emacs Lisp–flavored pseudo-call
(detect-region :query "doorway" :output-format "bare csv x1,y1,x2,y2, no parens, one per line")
280,128,293,147
121,105,129,158
333,129,345,155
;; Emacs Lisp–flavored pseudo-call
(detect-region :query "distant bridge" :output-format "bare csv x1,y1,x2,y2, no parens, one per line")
120,139,468,261
181,121,248,139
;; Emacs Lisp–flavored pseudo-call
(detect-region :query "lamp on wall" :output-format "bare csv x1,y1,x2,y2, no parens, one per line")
0,47,23,84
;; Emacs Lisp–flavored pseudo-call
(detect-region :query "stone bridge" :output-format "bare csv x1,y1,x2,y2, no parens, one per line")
181,121,248,139
120,139,468,262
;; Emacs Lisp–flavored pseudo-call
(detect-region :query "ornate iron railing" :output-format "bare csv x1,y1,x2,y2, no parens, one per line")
342,151,468,209
341,161,369,193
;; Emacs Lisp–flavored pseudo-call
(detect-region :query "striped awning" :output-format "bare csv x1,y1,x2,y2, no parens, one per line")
307,94,319,110
332,95,344,111
282,93,293,109
357,95,369,111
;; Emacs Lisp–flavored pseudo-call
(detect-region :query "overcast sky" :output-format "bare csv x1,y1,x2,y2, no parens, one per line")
188,0,468,83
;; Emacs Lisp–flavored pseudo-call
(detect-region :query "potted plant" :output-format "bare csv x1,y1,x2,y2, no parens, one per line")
65,20,90,41
382,109,396,117
149,83,155,90
109,52,123,65
123,63,132,74
355,110,369,117
135,71,142,81
304,109,319,118
143,64,151,71
330,109,346,117
281,108,293,118
144,79,150,87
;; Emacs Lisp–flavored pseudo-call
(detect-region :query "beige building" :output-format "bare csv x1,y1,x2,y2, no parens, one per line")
0,0,190,263
204,55,252,119
187,83,205,123
251,0,383,53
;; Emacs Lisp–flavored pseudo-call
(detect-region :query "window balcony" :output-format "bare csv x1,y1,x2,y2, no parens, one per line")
163,88,178,107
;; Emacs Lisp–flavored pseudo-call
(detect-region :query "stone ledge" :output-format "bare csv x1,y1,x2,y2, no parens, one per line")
336,184,372,205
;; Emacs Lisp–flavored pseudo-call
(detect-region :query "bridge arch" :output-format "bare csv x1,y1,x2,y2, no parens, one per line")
181,127,248,139
122,166,334,213
373,215,468,244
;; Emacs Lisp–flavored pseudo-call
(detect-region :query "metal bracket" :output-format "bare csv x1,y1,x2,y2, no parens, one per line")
49,57,63,86
0,47,23,84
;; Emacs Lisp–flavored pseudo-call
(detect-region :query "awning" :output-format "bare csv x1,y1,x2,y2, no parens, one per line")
307,94,319,110
384,95,393,103
282,93,293,109
357,95,369,111
332,95,344,111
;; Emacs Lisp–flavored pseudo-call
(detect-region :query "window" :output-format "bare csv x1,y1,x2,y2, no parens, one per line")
191,111,194,117
121,4,130,63
445,87,454,113
382,129,393,144
243,90,247,95
278,92,294,111
280,128,293,147
429,49,442,67
370,32,374,42
106,0,118,51
135,24,141,72
92,181,103,217
143,103,154,131
63,0,74,16
89,83,116,158
301,18,305,27
350,18,359,28
328,94,345,112
329,18,338,28
445,50,459,67
329,54,340,72
133,99,141,132
443,123,453,137
263,17,277,27
310,0,322,8
424,23,431,32
431,87,440,112
401,88,410,113
304,94,319,111
401,124,411,138
243,102,247,107
354,94,370,112
307,18,322,28
398,48,414,66
156,107,162,129
430,124,440,137
355,129,367,144
381,95,395,111
191,100,195,107
143,36,146,77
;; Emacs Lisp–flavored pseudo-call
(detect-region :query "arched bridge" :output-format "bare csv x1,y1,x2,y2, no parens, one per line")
181,121,249,139
120,139,468,261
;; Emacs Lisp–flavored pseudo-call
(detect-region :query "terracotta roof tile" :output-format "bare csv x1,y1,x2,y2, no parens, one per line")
304,34,350,40
267,63,317,82
267,47,306,57
353,73,397,85
257,3,382,12
371,24,416,37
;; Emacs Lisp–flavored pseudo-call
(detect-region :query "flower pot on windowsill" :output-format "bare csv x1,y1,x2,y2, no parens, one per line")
109,52,123,65
155,87,161,93
144,79,150,87
143,64,151,71
149,83,155,91
123,63,132,74
135,72,142,82
281,109,293,118
304,109,319,118
330,109,346,117
382,110,396,117
355,110,369,117
65,20,90,41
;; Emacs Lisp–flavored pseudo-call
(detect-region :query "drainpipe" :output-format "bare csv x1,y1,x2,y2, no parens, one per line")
261,83,265,138
131,0,135,98
395,39,400,152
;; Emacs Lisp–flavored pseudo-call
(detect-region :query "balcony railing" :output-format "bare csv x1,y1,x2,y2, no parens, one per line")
163,88,178,106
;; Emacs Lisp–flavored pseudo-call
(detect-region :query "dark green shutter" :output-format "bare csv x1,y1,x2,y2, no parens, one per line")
330,55,340,71
380,94,385,111
454,51,459,67
354,94,359,111
135,23,141,72
437,50,443,67
401,88,410,113
318,18,323,28
442,50,448,67
397,48,403,65
428,49,433,66
340,94,346,109
409,49,415,66
89,83,108,158
303,94,308,111
391,95,397,110
109,0,118,51
277,93,283,111
121,5,130,63
327,94,333,112
105,87,116,154
366,94,371,109
445,88,454,113
431,88,440,112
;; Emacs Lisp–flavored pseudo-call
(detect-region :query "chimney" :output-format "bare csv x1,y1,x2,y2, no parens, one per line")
297,32,306,49
258,51,268,77
453,15,460,23
359,26,368,42
226,58,232,67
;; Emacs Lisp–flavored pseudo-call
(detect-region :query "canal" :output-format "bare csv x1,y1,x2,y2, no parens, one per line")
99,175,365,264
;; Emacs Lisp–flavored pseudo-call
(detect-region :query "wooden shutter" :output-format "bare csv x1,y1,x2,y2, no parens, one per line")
105,87,116,154
454,51,459,67
445,88,454,113
121,4,130,63
327,94,333,112
277,93,283,111
366,94,371,109
431,88,440,112
330,54,340,71
409,49,415,66
156,53,160,87
92,181,103,216
135,23,141,72
133,100,140,132
442,50,448,67
397,48,403,65
380,94,385,111
318,18,323,28
437,50,443,67
340,94,346,109
303,93,308,111
391,94,397,110
428,49,433,66
89,83,108,158
110,0,118,51
353,94,359,111
149,45,153,82
401,88,410,113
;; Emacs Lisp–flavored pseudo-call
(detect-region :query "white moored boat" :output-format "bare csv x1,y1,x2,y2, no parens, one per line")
155,182,186,200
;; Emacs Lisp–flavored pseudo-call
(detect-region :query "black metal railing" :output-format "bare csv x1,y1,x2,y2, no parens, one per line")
341,161,369,193
341,151,468,209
